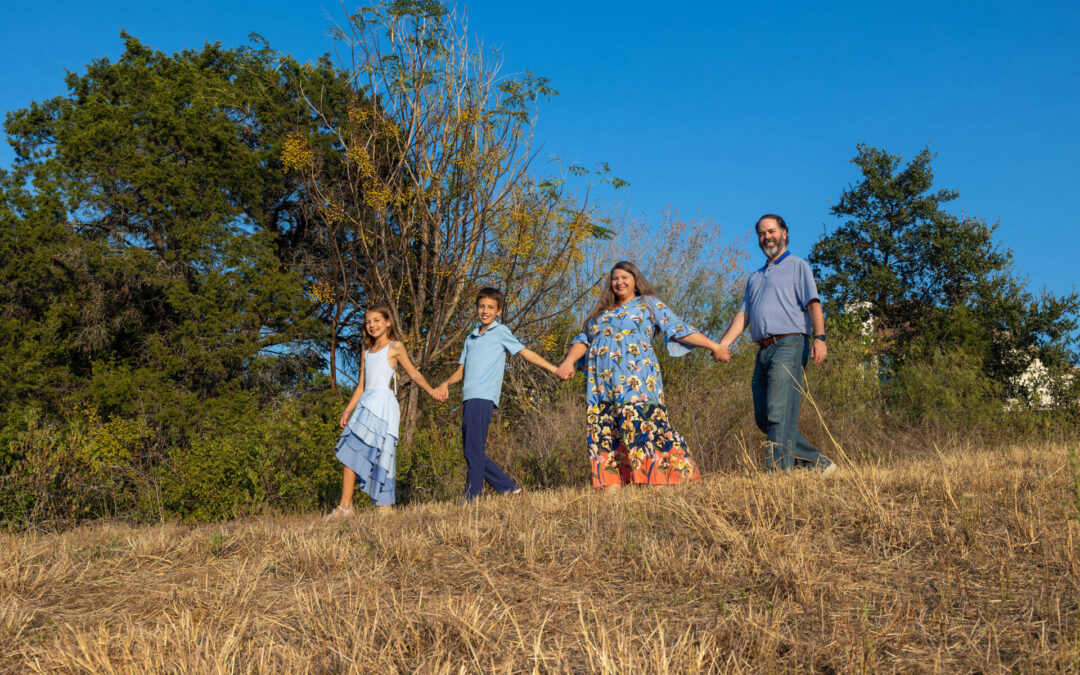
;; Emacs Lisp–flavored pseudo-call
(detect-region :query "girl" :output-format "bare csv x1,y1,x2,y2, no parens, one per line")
330,306,439,516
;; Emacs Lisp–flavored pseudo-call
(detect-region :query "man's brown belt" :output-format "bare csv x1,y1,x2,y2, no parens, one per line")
756,333,803,349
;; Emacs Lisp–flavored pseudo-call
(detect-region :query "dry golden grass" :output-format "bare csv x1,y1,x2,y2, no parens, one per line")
2,441,1078,673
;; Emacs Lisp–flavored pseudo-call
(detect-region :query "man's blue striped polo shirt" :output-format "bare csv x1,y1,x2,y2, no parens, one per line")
738,251,820,342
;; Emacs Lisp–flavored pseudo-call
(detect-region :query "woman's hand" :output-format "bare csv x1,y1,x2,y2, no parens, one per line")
555,362,575,380
556,343,588,380
340,408,353,429
712,343,731,363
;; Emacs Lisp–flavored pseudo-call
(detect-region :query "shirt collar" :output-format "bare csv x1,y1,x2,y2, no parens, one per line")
762,250,791,270
471,320,501,337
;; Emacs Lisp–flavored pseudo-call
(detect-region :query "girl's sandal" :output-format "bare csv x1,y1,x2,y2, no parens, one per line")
326,505,354,520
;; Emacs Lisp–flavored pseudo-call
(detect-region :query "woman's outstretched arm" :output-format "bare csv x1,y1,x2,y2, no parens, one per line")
556,342,588,380
674,332,725,361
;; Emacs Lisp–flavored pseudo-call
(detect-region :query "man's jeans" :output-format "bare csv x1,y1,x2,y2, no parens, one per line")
751,335,823,471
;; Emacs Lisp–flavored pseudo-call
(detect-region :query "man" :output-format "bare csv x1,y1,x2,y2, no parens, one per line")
716,214,836,474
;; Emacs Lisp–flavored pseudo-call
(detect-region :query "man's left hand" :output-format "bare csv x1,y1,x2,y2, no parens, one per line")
811,339,827,365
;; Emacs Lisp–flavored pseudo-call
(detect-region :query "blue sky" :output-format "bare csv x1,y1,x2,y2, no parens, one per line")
3,1,1078,300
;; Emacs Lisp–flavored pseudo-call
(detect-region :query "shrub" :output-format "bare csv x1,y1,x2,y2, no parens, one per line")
887,347,1001,427
396,419,465,504
0,406,154,528
491,381,590,489
160,394,340,522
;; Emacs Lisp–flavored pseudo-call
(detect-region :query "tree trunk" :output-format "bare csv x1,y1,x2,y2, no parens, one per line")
400,385,420,447
328,328,339,396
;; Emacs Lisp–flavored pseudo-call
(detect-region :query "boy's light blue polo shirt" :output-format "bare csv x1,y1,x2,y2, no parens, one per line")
738,251,820,342
459,321,524,407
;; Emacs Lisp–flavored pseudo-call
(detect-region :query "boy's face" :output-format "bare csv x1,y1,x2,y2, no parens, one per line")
475,297,502,326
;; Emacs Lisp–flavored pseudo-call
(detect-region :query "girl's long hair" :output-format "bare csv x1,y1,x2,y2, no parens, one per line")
585,261,657,324
363,306,398,350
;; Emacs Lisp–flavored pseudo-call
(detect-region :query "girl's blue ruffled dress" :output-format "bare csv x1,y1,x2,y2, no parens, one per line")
335,344,399,506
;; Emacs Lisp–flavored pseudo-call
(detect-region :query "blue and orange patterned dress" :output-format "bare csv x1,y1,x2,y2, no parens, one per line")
572,295,703,488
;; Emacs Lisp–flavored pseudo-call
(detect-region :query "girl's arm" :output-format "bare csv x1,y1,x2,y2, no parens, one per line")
556,342,588,380
389,342,439,398
340,354,366,428
517,348,558,375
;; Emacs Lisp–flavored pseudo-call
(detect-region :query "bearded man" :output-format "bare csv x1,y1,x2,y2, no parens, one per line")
716,214,836,474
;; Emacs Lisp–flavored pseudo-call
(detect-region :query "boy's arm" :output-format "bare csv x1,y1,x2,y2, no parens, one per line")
434,364,465,401
516,348,558,375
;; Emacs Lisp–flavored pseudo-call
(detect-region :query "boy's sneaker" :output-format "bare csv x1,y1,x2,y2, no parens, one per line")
815,457,837,477
507,487,524,496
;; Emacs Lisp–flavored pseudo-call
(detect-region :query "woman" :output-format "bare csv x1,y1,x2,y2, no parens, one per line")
556,261,724,490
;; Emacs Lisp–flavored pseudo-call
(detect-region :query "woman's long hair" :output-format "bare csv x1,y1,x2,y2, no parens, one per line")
362,305,398,350
585,261,657,324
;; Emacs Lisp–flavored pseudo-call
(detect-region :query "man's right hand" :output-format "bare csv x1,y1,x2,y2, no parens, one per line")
713,344,732,363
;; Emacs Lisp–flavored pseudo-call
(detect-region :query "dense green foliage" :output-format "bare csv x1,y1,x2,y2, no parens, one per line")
809,144,1080,403
0,35,357,524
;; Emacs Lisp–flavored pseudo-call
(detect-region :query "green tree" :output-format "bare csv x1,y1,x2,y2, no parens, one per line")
809,143,1079,400
0,35,358,420
0,35,363,524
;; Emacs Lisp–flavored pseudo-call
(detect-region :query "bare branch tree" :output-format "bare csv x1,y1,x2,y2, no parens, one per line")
287,2,609,440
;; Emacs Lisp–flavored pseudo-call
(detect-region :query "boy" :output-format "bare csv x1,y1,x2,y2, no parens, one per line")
434,287,567,501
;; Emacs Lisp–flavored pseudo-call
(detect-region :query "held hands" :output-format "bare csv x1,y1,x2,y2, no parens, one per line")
432,383,449,402
555,362,575,381
712,343,732,363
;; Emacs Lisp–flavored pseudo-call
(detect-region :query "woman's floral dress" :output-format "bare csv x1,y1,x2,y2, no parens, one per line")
573,295,703,488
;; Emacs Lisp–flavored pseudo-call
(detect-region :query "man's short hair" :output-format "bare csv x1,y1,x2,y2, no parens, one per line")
476,287,505,309
755,214,788,234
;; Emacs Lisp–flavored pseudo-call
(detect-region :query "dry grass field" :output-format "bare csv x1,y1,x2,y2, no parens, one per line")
2,440,1078,673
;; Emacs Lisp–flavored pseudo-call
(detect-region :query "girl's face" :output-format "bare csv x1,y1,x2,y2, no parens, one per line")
610,268,636,301
365,312,391,341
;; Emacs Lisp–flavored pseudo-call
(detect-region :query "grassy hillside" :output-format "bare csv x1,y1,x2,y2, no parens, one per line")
2,441,1078,672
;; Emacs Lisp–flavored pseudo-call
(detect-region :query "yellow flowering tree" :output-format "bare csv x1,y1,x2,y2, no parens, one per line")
282,127,372,394
286,1,611,439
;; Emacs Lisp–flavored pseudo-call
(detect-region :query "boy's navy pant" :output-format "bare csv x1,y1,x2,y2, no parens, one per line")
462,398,518,501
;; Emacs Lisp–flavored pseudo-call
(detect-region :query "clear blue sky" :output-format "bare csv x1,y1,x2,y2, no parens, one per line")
3,1,1078,300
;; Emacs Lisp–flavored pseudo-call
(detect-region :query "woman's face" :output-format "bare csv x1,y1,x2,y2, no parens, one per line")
610,268,636,301
365,312,391,340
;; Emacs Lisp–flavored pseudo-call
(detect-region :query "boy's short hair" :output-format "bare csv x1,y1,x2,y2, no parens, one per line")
476,287,505,309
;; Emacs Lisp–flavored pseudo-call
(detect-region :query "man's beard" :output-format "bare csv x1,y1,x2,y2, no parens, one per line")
760,235,787,258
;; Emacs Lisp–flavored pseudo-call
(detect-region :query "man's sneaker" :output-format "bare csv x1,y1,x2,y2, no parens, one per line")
816,457,838,477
